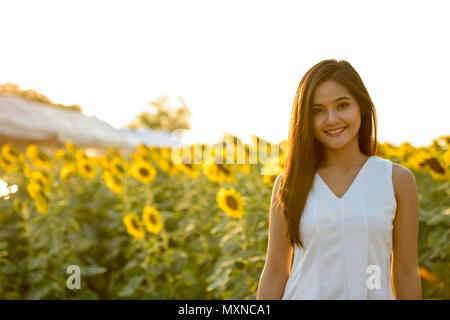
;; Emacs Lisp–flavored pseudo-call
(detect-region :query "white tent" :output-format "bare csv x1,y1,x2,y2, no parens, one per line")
0,94,127,148
0,94,185,149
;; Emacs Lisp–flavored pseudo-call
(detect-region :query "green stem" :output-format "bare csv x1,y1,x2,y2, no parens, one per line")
141,237,153,297
121,177,131,213
145,182,154,206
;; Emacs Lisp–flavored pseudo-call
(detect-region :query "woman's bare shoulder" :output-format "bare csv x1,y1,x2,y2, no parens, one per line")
392,162,416,200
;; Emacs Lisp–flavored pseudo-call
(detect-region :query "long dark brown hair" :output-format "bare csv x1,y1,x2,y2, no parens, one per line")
277,59,381,249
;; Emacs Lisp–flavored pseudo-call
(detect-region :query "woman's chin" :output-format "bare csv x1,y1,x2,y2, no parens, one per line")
320,138,350,150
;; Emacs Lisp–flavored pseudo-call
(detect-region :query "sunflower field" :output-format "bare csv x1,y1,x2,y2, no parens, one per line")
0,135,449,300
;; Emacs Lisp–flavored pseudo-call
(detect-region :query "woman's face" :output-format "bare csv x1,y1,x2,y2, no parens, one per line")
311,79,362,150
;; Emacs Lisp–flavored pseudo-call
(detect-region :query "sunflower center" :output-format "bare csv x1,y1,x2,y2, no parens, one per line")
131,218,140,230
217,164,230,175
37,152,46,161
112,173,121,184
226,195,238,210
149,214,157,225
10,148,19,157
139,167,149,176
84,164,91,172
425,158,445,174
184,163,192,169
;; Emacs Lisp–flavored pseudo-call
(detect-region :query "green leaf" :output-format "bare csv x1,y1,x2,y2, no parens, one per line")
207,268,231,292
118,275,146,297
82,266,107,277
25,284,52,300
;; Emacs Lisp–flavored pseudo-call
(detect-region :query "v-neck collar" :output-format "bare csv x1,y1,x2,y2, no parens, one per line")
315,156,374,201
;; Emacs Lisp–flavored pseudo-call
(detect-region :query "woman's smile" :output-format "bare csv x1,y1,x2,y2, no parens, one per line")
325,126,347,137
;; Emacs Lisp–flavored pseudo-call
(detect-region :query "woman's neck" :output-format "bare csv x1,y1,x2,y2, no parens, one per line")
321,143,368,170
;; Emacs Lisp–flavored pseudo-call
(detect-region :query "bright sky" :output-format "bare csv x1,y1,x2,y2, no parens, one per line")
1,0,449,147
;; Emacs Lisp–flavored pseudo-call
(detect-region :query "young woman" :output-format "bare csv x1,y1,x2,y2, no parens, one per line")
256,59,422,300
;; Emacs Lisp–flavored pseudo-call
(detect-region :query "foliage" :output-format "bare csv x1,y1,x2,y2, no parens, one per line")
126,94,191,132
0,82,82,113
0,135,448,300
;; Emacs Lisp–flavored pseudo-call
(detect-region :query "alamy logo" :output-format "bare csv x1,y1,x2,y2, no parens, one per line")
66,265,81,290
170,129,281,175
366,265,381,290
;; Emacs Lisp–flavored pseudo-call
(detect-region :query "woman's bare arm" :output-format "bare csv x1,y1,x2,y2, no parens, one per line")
391,163,422,300
256,172,293,300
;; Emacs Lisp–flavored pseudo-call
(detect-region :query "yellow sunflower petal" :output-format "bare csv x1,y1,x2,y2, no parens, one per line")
123,213,145,238
142,206,163,234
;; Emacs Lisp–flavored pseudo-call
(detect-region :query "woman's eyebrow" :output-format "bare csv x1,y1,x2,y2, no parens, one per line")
312,96,350,107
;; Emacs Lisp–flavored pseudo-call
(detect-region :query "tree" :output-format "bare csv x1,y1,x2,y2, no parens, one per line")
127,95,191,132
0,82,82,112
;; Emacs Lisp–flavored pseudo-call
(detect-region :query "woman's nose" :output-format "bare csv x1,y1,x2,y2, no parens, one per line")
326,109,340,123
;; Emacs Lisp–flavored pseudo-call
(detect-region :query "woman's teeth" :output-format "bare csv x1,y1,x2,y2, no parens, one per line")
327,127,345,134
325,126,346,136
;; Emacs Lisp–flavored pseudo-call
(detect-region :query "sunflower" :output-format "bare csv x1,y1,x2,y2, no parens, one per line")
149,145,158,154
409,147,448,180
30,170,51,185
131,152,152,164
54,149,66,159
142,206,163,234
102,170,123,194
262,156,284,187
98,155,111,168
123,213,145,238
160,147,172,159
106,146,121,157
155,154,180,177
56,147,76,164
26,181,42,199
108,158,127,178
34,194,49,215
237,164,251,175
444,149,450,166
77,160,96,179
65,140,77,153
202,159,236,183
177,161,199,179
156,156,171,173
137,144,150,156
26,170,51,196
216,187,246,219
0,156,14,173
130,160,157,184
26,145,52,168
396,142,416,160
75,150,90,163
1,143,24,163
423,157,445,174
23,164,32,177
60,163,77,180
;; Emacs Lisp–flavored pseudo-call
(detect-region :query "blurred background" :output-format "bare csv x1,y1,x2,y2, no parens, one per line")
0,0,448,299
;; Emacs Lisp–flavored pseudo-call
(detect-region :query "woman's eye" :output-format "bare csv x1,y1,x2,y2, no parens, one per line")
313,108,322,114
339,103,349,108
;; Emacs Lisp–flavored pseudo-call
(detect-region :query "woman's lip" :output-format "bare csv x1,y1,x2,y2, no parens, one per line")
324,126,347,133
325,126,347,136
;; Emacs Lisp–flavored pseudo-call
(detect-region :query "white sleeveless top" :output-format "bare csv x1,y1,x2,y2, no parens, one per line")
282,156,397,300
